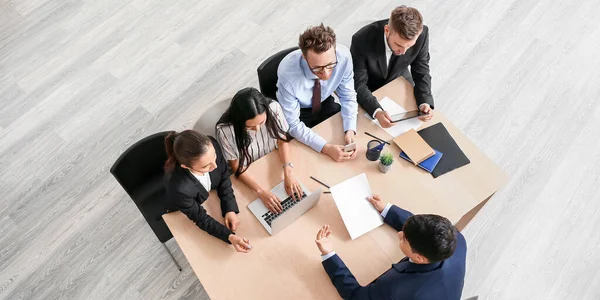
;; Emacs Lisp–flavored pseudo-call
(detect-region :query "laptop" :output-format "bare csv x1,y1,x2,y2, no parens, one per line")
248,181,322,235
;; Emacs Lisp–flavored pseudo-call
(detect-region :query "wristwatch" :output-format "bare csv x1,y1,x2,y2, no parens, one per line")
282,162,294,169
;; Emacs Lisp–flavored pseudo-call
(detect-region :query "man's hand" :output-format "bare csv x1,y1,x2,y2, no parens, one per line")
367,194,386,213
375,110,393,128
344,130,358,159
322,144,354,162
228,234,252,253
344,130,356,145
224,211,240,231
315,225,334,255
419,104,434,122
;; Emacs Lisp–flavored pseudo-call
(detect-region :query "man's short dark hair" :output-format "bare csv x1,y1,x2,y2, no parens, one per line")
402,214,457,262
298,23,336,56
389,5,424,40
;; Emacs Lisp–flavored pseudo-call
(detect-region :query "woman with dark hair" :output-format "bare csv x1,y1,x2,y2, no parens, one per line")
164,130,251,253
216,87,302,214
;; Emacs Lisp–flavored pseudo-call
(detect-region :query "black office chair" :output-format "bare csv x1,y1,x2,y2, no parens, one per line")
257,46,299,100
110,131,182,271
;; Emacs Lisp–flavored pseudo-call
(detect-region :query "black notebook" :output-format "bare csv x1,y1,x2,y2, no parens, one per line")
417,123,470,178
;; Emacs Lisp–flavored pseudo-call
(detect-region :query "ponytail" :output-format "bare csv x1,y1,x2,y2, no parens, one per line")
164,130,211,173
164,131,178,173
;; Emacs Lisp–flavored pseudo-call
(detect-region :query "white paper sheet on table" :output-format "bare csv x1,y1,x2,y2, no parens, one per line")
330,173,383,240
364,96,422,138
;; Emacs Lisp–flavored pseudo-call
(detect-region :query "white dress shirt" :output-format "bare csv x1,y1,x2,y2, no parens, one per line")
190,171,211,192
384,33,393,69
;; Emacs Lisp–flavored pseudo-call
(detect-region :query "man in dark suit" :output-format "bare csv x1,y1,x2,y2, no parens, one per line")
315,195,466,299
351,6,435,128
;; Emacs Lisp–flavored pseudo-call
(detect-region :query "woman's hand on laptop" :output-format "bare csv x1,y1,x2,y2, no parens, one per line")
258,190,283,213
229,234,252,253
284,173,303,201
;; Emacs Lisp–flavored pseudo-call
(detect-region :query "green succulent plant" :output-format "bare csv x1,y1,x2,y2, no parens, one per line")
379,152,394,166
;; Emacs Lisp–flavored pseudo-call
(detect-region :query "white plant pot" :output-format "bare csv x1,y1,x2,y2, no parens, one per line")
378,162,392,173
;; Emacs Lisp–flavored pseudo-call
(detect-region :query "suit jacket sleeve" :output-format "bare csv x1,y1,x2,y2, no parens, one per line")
410,27,434,109
383,205,414,231
322,254,391,300
214,139,239,217
171,188,233,244
351,34,381,117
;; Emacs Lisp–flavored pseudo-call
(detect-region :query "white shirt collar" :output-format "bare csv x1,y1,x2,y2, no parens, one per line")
190,170,211,191
383,31,393,59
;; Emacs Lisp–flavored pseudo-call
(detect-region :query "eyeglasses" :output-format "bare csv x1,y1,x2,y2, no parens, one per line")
308,61,338,73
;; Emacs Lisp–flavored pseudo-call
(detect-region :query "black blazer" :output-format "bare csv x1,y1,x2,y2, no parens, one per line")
351,19,434,117
165,137,239,244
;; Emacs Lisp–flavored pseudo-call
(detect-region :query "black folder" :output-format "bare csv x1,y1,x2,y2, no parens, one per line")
417,123,470,178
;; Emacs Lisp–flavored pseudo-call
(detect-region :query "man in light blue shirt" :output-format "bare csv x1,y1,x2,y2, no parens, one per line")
277,24,359,162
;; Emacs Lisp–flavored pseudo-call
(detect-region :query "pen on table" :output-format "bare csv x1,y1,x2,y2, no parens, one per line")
324,191,331,194
310,176,331,189
364,132,391,145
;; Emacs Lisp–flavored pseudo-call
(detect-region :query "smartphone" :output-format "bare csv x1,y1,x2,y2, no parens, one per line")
390,110,425,123
343,142,357,152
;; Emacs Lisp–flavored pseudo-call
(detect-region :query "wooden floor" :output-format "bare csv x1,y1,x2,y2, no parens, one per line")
1,0,599,299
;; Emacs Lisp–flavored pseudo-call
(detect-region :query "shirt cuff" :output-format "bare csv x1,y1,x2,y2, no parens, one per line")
311,135,328,153
372,108,383,119
419,103,430,110
321,251,336,261
380,203,393,218
342,119,357,135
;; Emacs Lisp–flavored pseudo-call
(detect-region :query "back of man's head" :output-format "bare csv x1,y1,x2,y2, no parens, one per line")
389,6,424,40
403,214,457,262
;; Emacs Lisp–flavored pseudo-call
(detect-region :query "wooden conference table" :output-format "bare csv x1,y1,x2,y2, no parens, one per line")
163,78,508,300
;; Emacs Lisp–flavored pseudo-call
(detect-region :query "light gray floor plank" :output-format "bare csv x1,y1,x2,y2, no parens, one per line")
1,0,600,299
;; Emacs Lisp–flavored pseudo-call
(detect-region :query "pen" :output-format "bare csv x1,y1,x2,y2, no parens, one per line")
364,132,391,145
310,176,331,189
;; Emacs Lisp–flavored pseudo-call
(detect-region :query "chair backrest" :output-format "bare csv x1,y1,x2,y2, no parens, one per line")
110,131,173,243
110,131,169,195
193,97,232,137
257,46,299,100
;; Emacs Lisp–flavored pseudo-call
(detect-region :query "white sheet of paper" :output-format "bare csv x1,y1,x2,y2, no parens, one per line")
364,96,422,138
330,173,383,240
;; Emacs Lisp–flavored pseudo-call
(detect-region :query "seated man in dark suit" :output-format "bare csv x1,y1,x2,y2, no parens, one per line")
351,6,435,128
315,195,466,300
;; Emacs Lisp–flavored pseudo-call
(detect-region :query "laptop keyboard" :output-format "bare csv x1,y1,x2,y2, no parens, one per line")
262,192,307,226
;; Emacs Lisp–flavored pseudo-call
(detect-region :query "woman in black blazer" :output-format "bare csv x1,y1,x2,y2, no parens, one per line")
164,130,251,253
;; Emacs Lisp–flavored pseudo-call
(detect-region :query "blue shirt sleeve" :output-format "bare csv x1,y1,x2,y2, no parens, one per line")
335,56,358,133
277,79,327,152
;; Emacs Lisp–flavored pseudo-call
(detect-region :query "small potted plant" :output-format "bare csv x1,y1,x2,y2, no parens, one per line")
378,152,394,173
